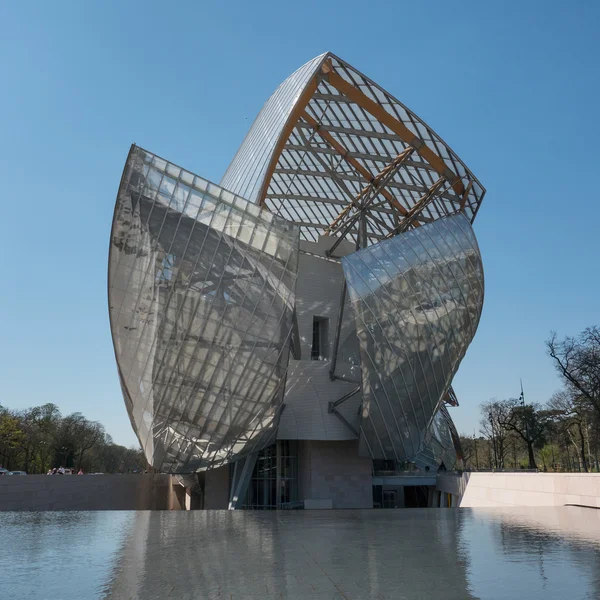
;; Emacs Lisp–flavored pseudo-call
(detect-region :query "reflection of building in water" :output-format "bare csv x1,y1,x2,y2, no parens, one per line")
103,511,477,600
108,51,487,509
102,511,150,600
104,512,284,599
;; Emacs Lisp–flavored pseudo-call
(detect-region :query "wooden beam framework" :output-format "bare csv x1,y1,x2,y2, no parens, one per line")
459,181,473,213
301,112,412,220
252,55,480,245
385,176,448,238
325,146,415,235
321,67,465,195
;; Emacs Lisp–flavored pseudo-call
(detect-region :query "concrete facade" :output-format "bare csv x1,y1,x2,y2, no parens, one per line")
199,439,374,510
277,237,362,442
0,475,181,511
298,440,373,509
437,472,600,508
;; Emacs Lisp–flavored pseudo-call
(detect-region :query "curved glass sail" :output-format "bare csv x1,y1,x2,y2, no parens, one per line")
341,213,484,462
109,146,299,472
414,404,463,470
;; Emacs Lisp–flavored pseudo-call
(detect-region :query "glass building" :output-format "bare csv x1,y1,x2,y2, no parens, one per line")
108,52,485,509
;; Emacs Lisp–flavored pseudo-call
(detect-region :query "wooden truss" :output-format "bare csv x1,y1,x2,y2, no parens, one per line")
253,53,483,246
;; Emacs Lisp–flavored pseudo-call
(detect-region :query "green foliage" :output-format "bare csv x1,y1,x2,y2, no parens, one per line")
0,404,146,474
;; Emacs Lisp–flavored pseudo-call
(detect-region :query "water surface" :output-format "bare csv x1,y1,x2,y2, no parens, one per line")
3,507,600,599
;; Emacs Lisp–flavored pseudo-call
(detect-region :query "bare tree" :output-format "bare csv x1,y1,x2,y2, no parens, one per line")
71,415,105,469
547,390,591,472
480,400,510,469
547,327,600,417
52,413,105,469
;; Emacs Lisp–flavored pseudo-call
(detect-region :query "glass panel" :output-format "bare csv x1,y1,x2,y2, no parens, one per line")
342,213,484,465
108,146,300,473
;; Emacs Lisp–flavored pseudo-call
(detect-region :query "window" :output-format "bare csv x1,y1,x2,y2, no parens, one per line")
311,316,329,360
232,441,299,510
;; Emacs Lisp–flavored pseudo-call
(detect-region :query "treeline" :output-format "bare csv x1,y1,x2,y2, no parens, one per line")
460,326,600,472
0,403,146,474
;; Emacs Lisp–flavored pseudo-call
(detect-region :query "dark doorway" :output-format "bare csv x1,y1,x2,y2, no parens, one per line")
311,316,329,360
404,485,429,508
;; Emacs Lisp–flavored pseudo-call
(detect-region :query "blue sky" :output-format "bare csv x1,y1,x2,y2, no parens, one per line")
1,1,598,447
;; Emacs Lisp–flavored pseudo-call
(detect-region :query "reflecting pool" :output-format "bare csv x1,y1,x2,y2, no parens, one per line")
3,507,600,599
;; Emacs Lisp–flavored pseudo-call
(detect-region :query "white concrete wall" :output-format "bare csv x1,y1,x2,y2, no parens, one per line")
437,473,600,508
279,361,360,440
278,237,362,441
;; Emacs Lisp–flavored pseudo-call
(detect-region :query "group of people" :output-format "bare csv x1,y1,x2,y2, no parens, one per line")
47,467,84,475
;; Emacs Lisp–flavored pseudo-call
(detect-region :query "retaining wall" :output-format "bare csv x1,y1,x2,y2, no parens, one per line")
437,472,600,508
0,474,182,511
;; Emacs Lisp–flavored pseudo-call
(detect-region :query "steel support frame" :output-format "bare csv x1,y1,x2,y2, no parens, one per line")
329,278,348,381
327,386,361,437
228,452,259,510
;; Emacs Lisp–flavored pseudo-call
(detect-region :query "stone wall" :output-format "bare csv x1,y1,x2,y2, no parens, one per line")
298,439,373,509
437,472,600,508
0,474,180,511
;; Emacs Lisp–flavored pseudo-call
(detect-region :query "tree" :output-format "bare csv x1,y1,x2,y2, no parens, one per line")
496,398,548,470
0,408,26,470
17,403,61,473
547,390,592,472
0,403,145,474
547,327,600,418
480,400,510,469
459,435,490,470
52,413,105,469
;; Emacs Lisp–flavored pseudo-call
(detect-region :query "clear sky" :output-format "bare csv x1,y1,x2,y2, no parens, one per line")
1,1,598,447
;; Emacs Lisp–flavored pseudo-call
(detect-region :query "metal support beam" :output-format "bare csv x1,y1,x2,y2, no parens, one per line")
329,279,348,381
330,375,361,385
327,386,361,437
228,452,258,510
328,386,361,411
330,409,360,437
359,212,368,248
